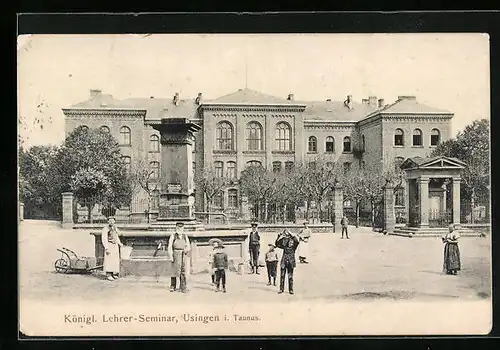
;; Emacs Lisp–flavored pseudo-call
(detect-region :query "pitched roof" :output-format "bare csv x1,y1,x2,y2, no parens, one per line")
377,97,452,114
302,100,378,122
402,156,466,169
209,88,296,105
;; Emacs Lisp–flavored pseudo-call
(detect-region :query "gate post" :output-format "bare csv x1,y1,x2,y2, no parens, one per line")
62,192,74,229
383,181,395,234
332,182,344,233
19,202,24,222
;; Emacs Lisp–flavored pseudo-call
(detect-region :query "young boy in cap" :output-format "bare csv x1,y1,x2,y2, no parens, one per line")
265,243,279,286
207,240,220,287
212,242,229,292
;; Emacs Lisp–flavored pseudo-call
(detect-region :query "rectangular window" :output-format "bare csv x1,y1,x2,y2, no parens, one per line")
228,189,238,208
272,161,282,173
214,162,224,178
284,161,294,172
213,192,224,208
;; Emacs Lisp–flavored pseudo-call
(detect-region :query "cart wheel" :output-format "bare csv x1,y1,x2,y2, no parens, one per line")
54,259,69,273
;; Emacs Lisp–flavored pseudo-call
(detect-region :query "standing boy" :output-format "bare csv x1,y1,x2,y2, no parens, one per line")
212,242,229,293
265,243,279,286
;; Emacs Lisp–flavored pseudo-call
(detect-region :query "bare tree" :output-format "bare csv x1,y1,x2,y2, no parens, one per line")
195,166,230,223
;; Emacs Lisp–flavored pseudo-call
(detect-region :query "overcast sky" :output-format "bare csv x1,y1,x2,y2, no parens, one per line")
17,33,490,148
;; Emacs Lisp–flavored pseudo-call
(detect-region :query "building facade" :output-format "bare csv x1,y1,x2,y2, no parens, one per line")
63,88,453,222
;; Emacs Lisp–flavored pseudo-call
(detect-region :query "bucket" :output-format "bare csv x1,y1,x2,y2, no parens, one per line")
120,245,133,260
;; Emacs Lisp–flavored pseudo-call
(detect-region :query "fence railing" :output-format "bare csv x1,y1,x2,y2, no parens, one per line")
75,196,151,224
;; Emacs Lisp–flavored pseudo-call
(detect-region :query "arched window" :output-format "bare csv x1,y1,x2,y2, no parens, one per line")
308,136,317,152
412,129,423,146
275,122,292,151
120,126,131,146
122,156,131,173
214,161,224,177
216,122,234,150
246,160,262,168
80,125,89,132
272,161,282,173
226,161,237,179
150,161,160,179
325,136,335,153
100,125,110,133
431,128,441,146
362,135,366,151
284,161,294,172
343,137,352,153
394,128,404,146
228,189,238,208
246,122,263,151
150,134,159,152
394,156,405,171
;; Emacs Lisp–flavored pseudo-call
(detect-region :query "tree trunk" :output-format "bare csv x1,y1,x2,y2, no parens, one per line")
305,200,310,222
88,205,93,224
371,201,375,229
147,196,151,224
318,198,323,223
282,204,286,224
206,200,211,224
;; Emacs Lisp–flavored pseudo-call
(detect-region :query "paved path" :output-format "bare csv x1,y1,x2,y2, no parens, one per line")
19,220,491,304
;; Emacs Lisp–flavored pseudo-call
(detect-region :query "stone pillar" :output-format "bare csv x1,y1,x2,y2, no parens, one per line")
62,192,74,228
404,179,410,224
332,184,344,233
265,115,273,169
419,177,430,227
452,177,461,227
383,181,395,233
19,202,24,222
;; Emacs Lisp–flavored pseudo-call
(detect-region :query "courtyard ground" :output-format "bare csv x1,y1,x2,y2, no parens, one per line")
19,220,491,304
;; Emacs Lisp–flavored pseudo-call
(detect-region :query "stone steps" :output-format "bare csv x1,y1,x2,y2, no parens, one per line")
391,226,482,238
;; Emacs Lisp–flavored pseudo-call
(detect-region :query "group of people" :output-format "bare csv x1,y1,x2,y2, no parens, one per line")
100,217,462,294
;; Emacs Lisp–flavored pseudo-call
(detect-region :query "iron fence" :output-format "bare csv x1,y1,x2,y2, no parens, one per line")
74,195,151,224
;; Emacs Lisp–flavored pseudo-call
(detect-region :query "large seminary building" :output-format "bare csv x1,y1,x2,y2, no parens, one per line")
63,88,453,222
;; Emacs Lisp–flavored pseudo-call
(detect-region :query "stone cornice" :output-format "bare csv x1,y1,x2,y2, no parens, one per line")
358,113,453,127
201,104,306,113
62,108,146,119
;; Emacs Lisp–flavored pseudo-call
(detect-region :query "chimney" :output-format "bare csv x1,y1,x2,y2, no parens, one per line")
362,98,369,105
344,95,353,109
195,92,203,105
173,92,179,106
378,98,385,108
287,93,294,101
90,89,102,99
369,96,377,107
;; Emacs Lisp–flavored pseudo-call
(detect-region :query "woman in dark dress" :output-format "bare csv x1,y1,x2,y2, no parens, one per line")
442,224,461,275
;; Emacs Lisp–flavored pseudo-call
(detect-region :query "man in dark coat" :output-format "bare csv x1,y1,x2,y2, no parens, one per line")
248,222,261,274
275,229,300,295
341,214,349,239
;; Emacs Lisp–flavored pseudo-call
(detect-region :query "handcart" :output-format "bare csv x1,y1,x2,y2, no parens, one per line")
54,247,102,274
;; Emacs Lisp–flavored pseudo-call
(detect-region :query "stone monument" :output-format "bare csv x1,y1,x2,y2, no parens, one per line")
150,118,202,231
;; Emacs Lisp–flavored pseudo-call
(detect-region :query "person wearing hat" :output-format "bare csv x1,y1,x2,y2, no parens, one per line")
275,229,300,294
212,242,229,292
265,243,279,286
247,222,261,274
207,238,222,287
298,221,312,264
167,222,191,293
101,217,124,281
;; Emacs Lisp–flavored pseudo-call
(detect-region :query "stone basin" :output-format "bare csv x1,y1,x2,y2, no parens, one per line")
91,229,249,276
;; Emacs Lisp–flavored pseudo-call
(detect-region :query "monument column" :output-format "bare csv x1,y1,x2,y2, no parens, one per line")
419,177,430,227
152,118,202,229
452,177,461,227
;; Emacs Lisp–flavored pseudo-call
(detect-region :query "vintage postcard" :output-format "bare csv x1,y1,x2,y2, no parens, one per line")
18,33,492,337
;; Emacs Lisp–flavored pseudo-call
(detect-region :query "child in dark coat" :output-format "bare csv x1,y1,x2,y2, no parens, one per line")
265,243,279,286
212,243,229,293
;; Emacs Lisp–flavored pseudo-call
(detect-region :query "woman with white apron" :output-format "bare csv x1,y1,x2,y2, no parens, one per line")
101,217,124,281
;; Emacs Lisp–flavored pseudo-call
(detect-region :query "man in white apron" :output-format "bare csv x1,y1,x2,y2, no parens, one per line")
101,217,124,281
298,221,312,264
167,222,191,293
